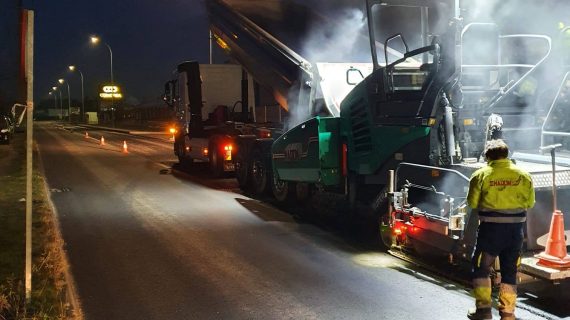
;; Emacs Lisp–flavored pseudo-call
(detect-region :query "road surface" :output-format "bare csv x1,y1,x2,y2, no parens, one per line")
35,122,566,320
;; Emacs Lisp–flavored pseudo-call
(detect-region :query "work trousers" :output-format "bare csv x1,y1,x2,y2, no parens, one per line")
472,221,524,284
471,222,523,313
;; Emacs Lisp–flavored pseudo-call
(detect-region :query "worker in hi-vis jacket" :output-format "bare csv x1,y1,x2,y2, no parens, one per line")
466,139,535,320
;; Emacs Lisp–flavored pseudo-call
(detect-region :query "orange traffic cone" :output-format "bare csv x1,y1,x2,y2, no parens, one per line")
100,136,105,145
123,140,128,153
535,210,570,268
85,131,89,139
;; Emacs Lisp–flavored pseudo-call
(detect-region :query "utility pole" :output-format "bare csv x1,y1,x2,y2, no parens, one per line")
24,8,34,302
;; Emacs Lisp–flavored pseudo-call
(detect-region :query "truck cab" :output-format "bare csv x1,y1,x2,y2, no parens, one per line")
164,61,246,176
164,61,278,177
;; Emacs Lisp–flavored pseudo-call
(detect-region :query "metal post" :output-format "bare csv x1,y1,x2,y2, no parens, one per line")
540,143,562,212
388,170,395,217
24,9,34,302
52,93,57,114
209,30,213,64
551,148,557,211
59,90,63,121
104,43,113,84
420,7,429,64
79,70,84,122
65,82,71,122
70,67,85,122
105,43,114,126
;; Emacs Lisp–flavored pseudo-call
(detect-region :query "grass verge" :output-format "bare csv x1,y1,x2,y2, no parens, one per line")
0,132,72,319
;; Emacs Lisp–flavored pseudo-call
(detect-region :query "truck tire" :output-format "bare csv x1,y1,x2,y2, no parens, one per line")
176,140,192,168
235,155,250,190
209,145,224,178
272,172,296,203
295,182,312,202
234,135,256,191
347,173,358,211
250,148,271,195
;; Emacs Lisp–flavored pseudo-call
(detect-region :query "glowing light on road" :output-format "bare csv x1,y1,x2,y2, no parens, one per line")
352,253,399,268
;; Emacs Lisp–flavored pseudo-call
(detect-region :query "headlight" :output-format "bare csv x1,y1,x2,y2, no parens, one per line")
1,129,8,133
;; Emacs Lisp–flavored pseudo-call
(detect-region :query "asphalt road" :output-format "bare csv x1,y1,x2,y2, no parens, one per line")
35,122,565,320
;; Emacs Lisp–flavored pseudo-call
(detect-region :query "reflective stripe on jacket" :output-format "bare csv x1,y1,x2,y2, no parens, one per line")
467,158,535,223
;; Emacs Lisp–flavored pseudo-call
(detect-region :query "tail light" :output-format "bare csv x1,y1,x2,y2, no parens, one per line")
257,130,271,138
223,144,233,161
393,221,407,236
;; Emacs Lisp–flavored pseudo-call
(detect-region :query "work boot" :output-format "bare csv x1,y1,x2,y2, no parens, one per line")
499,311,515,320
498,283,517,318
467,307,492,320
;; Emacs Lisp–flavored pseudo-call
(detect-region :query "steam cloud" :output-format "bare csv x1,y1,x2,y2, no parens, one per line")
461,0,569,152
300,9,368,63
285,8,368,130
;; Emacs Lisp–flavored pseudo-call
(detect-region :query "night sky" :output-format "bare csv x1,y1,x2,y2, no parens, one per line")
14,0,570,110
25,0,212,106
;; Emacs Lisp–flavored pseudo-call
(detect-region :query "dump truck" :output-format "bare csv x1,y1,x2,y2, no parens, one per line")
164,62,277,177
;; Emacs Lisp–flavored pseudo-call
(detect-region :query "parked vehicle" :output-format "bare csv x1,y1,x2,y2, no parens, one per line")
163,62,276,177
0,115,14,144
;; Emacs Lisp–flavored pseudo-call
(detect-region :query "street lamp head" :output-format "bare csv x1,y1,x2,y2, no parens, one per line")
68,65,76,71
52,86,57,91
58,79,65,84
90,36,100,44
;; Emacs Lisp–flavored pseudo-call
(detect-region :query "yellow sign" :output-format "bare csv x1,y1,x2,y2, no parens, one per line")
99,85,123,99
99,93,123,99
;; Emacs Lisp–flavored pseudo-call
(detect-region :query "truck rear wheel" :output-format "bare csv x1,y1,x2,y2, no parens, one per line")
209,145,224,178
251,148,271,195
177,140,192,167
272,172,296,203
347,173,358,211
235,156,250,189
295,182,312,202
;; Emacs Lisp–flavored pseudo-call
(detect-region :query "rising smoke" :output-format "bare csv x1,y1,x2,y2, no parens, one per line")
284,8,369,130
300,9,368,63
460,0,569,152
456,0,570,238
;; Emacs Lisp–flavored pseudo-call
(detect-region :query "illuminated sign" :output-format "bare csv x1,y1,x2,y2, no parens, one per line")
103,86,118,93
99,85,123,99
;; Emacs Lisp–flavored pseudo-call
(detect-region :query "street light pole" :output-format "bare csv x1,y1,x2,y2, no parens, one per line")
52,86,62,120
91,36,115,126
59,90,63,120
69,66,85,122
59,79,71,122
106,43,113,85
49,91,57,115
90,36,114,84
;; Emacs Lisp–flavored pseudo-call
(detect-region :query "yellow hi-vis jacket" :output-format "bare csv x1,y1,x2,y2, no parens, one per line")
467,159,535,223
